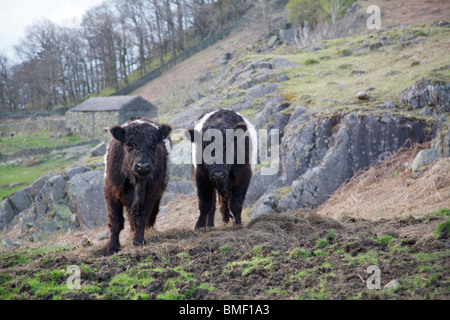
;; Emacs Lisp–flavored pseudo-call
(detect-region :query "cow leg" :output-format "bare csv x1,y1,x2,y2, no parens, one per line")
229,194,244,226
229,176,251,226
131,201,154,247
195,178,216,229
206,191,216,227
146,196,161,229
105,197,124,255
219,194,231,224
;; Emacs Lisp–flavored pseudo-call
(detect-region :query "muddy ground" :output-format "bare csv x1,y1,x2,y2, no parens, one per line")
1,210,448,300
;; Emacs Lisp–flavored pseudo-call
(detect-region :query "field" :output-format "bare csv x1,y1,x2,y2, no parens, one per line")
0,131,91,199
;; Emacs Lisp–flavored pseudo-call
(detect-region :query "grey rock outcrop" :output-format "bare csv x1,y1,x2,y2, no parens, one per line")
161,179,196,205
0,164,104,242
268,111,431,210
67,169,107,230
0,199,16,229
400,78,449,113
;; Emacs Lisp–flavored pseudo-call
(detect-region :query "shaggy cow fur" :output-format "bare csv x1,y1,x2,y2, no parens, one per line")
187,109,255,228
103,117,171,255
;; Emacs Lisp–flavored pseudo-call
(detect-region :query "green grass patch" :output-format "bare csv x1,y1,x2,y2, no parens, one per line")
434,220,450,239
226,256,273,276
315,238,330,249
372,235,395,246
431,208,450,218
218,245,230,254
304,58,320,65
0,157,79,200
0,131,84,154
289,247,312,259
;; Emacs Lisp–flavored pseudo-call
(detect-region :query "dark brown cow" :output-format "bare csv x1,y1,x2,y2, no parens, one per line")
186,109,256,228
103,117,171,255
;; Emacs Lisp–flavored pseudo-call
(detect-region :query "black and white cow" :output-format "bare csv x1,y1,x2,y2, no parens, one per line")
186,109,257,228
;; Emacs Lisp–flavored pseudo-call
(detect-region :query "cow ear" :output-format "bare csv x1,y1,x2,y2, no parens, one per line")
158,124,172,141
233,122,248,132
110,126,126,143
184,128,195,142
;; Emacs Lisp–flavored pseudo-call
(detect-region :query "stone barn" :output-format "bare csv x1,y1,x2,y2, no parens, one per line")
66,96,157,140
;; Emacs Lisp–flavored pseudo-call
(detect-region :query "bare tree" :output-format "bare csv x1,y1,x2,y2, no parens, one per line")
256,0,274,35
1,0,245,110
327,0,343,26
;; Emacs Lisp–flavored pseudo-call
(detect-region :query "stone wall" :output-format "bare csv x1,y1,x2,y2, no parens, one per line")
66,110,120,141
0,119,68,137
119,101,158,124
66,101,157,140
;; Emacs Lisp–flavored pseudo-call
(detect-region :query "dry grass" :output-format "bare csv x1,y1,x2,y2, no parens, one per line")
317,142,450,220
53,210,345,262
358,0,450,32
137,23,266,114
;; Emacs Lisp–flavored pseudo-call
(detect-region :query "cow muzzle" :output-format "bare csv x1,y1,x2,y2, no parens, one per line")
210,170,227,181
134,162,151,176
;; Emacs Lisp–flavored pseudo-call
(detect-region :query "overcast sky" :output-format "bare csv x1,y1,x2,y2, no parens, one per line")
0,0,105,60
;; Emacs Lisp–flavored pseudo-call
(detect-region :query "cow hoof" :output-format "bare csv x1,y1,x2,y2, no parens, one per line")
106,246,120,256
132,239,147,247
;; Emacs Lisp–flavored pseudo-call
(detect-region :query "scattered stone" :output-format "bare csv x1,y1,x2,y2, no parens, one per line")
82,235,93,247
356,91,370,100
411,149,440,172
267,57,298,69
384,279,401,290
267,34,279,47
95,229,109,241
303,43,328,51
387,69,400,76
369,41,383,50
90,142,106,157
435,20,449,27
350,70,365,77
432,129,450,157
220,52,233,65
2,238,15,249
251,193,277,220
279,28,295,44
378,101,397,109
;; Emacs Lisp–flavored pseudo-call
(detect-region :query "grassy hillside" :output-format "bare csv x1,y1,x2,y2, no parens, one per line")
278,25,449,110
0,131,90,199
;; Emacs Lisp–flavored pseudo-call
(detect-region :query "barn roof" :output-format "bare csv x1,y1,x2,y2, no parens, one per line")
70,96,151,112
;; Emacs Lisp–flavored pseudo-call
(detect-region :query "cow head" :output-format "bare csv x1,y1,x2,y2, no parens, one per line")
110,121,171,178
187,121,249,182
